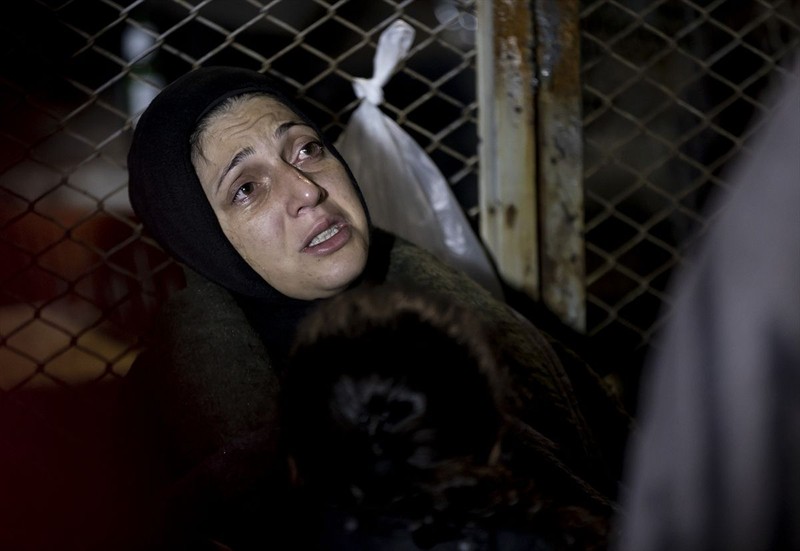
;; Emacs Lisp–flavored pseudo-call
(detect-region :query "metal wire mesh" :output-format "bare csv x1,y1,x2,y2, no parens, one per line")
0,0,797,546
0,2,479,547
580,0,799,402
0,0,481,392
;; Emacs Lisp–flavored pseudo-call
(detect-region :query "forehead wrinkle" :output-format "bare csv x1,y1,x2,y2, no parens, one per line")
207,109,282,193
201,97,315,196
220,110,278,142
213,108,291,159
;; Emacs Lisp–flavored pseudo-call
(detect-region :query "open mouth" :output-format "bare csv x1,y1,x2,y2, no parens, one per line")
308,224,341,247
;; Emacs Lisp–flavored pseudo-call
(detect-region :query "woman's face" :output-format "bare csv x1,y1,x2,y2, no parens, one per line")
192,95,370,300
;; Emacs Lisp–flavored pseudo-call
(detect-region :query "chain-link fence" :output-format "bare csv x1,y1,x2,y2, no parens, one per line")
0,0,797,548
1,0,482,391
580,0,798,406
1,2,483,548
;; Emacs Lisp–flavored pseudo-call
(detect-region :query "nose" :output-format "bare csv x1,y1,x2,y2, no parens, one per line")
283,164,326,216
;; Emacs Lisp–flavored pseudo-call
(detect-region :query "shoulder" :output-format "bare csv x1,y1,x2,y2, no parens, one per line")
133,268,267,364
381,232,501,310
121,267,278,462
160,268,255,334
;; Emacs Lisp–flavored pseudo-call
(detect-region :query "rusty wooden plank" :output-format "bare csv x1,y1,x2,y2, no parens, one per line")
477,0,539,299
478,0,585,330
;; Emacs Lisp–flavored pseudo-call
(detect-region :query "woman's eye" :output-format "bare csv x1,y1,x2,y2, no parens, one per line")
297,140,324,162
232,182,255,204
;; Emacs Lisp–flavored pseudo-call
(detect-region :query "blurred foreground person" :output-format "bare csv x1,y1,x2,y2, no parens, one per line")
613,55,800,551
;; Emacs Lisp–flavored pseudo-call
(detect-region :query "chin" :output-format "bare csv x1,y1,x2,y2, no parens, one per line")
281,242,368,300
321,254,368,295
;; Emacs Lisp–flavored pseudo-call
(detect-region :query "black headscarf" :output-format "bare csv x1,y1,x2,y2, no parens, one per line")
127,66,378,364
127,65,370,300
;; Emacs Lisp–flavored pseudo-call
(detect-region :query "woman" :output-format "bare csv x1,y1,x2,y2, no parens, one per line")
116,66,630,550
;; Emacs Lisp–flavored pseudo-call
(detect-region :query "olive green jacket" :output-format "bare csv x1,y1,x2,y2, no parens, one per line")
114,232,630,550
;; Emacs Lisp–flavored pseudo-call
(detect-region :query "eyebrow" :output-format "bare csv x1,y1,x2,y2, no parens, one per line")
215,146,255,195
213,120,308,194
276,120,303,138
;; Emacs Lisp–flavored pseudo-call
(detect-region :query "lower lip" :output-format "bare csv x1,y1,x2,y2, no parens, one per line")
303,224,352,256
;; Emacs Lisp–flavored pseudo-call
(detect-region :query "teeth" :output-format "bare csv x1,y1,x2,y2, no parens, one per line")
308,225,340,247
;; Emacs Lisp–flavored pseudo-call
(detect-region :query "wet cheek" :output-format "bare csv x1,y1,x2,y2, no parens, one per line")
234,211,279,245
328,182,365,220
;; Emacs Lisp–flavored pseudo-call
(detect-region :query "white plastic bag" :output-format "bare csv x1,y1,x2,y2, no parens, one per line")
335,19,503,299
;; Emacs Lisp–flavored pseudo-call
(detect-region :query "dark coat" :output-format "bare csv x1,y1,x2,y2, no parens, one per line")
113,230,630,550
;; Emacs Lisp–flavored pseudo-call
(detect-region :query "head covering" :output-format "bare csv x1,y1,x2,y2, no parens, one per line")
127,65,369,300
